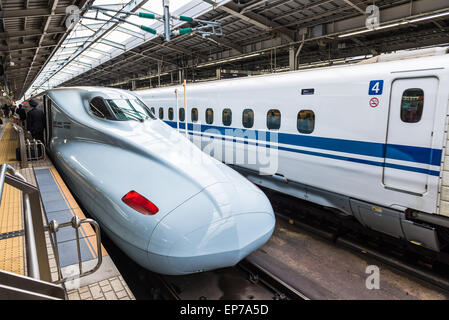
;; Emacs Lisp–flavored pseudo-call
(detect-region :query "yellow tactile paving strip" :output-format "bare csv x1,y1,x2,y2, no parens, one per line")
0,122,18,164
0,236,24,275
0,119,24,275
0,183,24,275
48,167,107,258
0,184,22,234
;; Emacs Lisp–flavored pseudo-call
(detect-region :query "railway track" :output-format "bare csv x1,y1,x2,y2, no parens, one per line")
264,187,449,294
152,259,309,300
237,259,309,300
99,224,308,300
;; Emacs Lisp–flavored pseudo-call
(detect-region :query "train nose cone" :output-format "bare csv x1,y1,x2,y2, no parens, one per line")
147,182,275,275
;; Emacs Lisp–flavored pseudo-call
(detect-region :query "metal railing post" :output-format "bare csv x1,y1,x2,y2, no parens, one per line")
12,124,28,168
50,216,103,284
0,165,38,277
0,163,51,281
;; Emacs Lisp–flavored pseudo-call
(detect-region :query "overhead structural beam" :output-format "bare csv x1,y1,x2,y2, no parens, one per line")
272,0,338,22
208,35,243,53
0,7,67,19
240,0,268,14
0,41,58,52
69,59,92,68
116,26,145,39
64,36,92,44
342,0,365,15
98,38,126,50
22,0,60,96
19,0,93,98
217,1,294,41
31,0,149,93
0,27,66,40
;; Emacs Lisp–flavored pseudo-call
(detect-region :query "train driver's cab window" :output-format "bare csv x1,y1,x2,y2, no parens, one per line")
223,108,232,126
168,107,174,120
297,110,315,134
159,107,164,119
179,108,185,122
267,109,281,130
206,108,213,124
151,107,155,115
90,97,114,120
191,108,198,122
242,109,254,128
400,89,424,123
107,99,154,121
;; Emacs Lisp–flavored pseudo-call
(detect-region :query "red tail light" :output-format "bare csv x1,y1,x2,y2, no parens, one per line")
122,190,159,215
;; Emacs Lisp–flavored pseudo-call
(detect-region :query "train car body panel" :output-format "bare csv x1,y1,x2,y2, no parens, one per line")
37,87,275,275
137,49,449,251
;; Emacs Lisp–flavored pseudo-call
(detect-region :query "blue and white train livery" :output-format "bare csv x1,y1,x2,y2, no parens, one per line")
138,47,449,252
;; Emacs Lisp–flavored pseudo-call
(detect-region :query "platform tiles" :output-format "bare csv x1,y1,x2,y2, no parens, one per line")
0,120,25,276
0,183,24,275
0,121,19,164
33,166,135,300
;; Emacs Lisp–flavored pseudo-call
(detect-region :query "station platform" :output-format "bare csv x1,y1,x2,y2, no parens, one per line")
0,119,135,300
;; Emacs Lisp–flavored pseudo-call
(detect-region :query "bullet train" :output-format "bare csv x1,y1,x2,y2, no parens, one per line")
33,87,275,275
138,47,449,253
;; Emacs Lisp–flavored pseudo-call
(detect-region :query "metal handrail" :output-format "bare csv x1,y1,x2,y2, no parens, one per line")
25,138,46,161
0,163,50,280
11,124,28,168
0,162,103,299
48,216,103,284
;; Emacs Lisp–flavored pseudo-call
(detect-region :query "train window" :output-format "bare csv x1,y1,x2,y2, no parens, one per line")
267,109,281,130
168,108,174,120
90,97,114,120
151,107,155,115
401,89,424,123
107,99,154,121
297,110,315,134
159,107,164,119
223,108,232,126
242,109,254,128
206,108,213,124
191,108,198,122
179,108,185,122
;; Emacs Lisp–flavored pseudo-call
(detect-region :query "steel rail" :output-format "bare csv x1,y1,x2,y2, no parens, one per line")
238,259,309,300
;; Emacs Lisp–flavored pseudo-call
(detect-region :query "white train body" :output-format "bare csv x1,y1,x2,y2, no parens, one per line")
138,48,449,252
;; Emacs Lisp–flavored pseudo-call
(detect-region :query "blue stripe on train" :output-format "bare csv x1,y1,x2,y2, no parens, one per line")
163,120,441,176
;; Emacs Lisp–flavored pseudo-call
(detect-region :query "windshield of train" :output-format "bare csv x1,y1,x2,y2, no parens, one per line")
107,99,155,121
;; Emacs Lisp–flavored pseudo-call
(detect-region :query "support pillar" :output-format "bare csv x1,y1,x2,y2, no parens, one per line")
289,46,295,71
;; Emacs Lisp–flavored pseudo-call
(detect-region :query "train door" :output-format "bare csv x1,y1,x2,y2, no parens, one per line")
383,77,438,195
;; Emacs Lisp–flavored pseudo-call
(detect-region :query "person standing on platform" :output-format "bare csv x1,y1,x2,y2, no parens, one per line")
3,104,9,118
26,99,45,143
16,104,26,127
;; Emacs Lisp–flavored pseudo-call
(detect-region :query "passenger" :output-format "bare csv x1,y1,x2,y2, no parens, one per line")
16,104,26,127
3,104,9,118
26,99,45,143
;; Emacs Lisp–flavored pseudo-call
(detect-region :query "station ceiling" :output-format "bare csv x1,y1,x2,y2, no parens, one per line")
1,0,449,100
0,0,91,100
